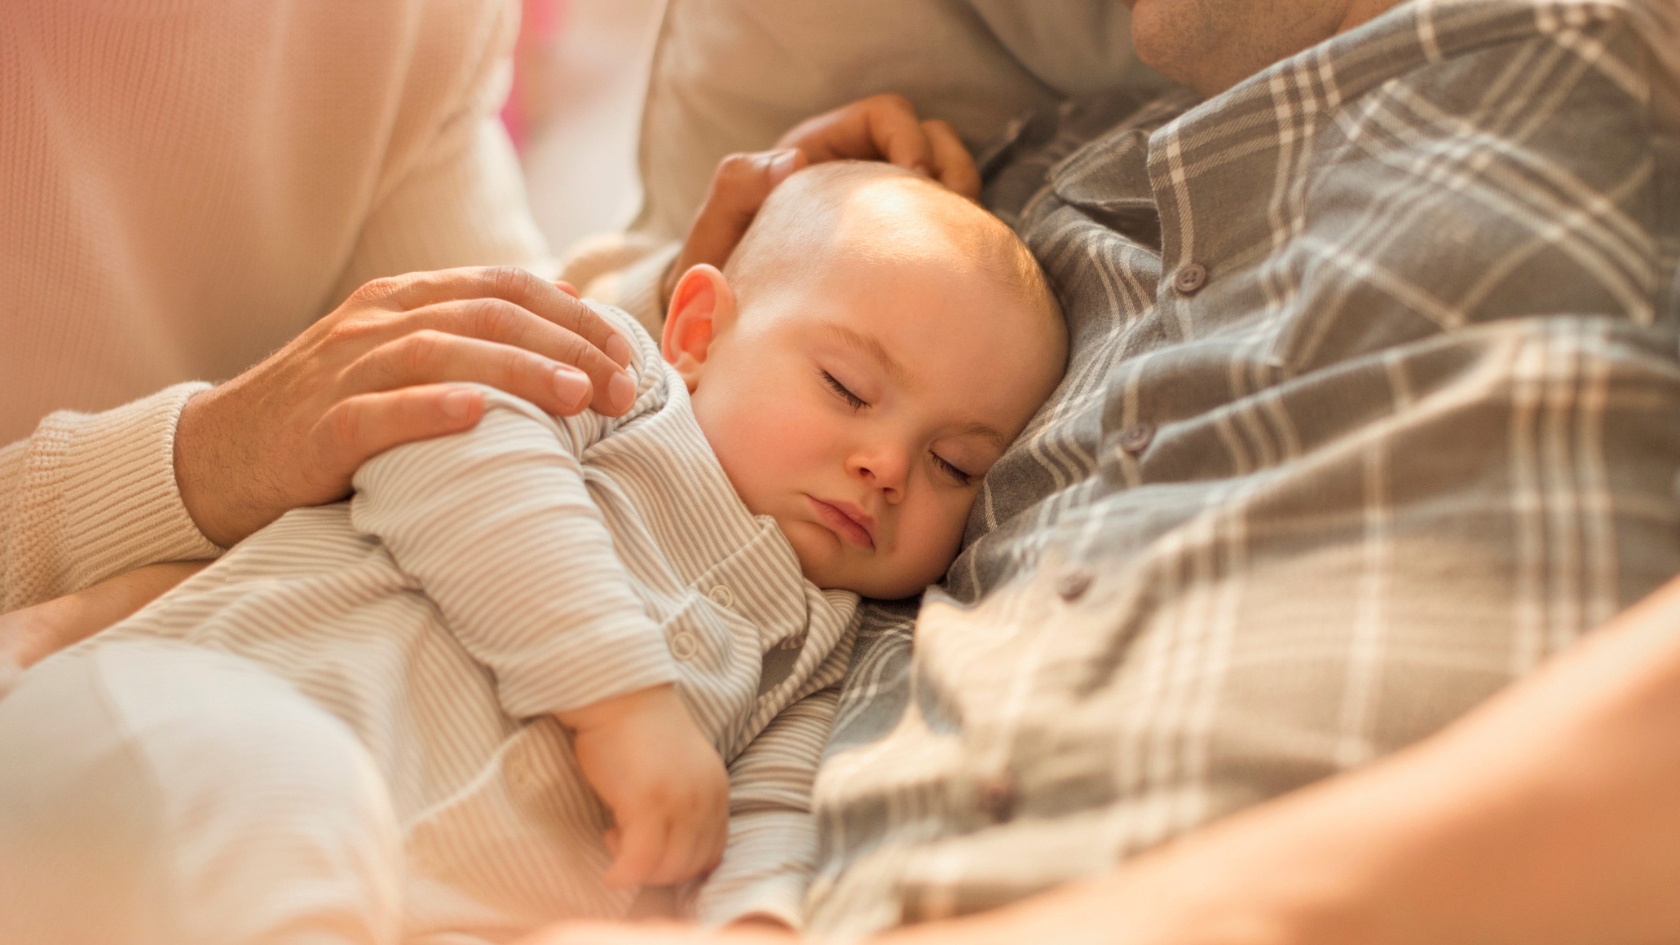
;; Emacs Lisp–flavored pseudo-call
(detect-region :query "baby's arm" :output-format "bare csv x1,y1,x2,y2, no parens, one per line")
349,384,672,719
562,684,729,888
348,360,727,885
351,386,678,709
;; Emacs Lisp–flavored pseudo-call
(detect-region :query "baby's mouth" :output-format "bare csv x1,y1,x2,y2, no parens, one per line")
807,496,876,550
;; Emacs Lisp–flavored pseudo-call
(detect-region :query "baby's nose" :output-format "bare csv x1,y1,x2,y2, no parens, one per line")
849,448,910,499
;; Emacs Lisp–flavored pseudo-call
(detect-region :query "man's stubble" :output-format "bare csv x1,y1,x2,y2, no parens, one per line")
1127,0,1403,96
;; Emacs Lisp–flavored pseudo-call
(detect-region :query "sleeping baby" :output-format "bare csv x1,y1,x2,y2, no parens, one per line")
0,162,1067,944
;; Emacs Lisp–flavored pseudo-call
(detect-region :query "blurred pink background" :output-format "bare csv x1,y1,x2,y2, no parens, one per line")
502,0,661,255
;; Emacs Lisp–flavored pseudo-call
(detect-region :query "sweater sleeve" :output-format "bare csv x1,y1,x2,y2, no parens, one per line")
0,383,222,612
347,370,679,718
327,0,554,300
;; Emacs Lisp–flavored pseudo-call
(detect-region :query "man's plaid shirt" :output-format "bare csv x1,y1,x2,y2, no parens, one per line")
805,0,1680,935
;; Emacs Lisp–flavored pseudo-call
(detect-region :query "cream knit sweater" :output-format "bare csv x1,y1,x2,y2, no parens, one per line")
1,0,552,610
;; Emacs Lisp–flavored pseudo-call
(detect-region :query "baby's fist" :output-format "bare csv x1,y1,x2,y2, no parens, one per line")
560,684,729,888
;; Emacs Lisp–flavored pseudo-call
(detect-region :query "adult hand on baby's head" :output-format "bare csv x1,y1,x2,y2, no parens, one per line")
775,94,981,199
662,94,981,310
663,148,808,312
174,267,636,547
559,683,730,889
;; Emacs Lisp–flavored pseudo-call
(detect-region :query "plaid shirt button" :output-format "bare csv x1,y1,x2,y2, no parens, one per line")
1173,263,1209,295
1119,422,1155,455
1056,569,1092,601
977,773,1017,823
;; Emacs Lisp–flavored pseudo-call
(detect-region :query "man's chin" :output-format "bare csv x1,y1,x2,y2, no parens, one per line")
1126,2,1221,97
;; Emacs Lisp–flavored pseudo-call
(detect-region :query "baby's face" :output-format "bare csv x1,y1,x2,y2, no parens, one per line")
671,242,1063,599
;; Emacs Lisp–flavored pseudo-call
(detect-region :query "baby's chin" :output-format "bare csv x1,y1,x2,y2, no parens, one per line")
798,549,953,601
778,517,955,598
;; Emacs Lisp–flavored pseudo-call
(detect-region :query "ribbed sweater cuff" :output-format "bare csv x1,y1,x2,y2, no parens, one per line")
23,383,221,602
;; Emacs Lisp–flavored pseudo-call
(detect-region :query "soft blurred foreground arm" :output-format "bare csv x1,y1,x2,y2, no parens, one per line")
0,560,209,693
526,571,1680,945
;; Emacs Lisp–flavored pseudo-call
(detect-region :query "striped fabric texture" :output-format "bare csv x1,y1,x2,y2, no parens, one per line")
91,305,859,934
808,0,1680,935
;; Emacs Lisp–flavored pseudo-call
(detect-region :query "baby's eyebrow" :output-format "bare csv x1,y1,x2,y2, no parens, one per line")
820,321,908,387
954,421,1007,450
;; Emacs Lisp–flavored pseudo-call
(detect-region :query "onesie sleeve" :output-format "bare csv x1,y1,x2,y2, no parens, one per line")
693,682,844,928
347,308,678,718
0,383,221,612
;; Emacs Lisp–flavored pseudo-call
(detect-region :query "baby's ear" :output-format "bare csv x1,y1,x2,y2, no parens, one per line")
661,264,735,393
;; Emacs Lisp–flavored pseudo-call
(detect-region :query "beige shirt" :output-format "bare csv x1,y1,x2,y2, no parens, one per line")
1,0,550,610
95,306,859,932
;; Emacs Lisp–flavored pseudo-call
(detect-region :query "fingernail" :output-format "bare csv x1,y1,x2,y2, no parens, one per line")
605,331,633,367
911,160,932,178
441,388,476,420
608,371,636,412
768,148,801,182
553,368,590,411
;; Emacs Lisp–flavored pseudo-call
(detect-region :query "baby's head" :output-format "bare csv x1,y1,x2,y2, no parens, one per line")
662,162,1066,598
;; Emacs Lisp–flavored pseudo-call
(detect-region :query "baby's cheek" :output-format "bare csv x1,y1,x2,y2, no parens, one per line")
903,499,970,578
699,395,806,478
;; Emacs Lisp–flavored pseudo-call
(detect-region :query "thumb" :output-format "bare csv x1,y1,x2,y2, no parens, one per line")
663,148,807,313
681,149,806,272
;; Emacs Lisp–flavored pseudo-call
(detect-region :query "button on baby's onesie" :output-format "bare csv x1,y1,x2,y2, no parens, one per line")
669,631,700,661
707,585,736,608
507,763,538,795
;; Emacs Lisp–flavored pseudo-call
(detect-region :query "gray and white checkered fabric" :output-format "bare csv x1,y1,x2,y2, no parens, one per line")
806,0,1680,935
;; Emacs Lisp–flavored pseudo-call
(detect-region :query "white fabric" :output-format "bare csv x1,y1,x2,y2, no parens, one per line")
0,640,404,945
14,305,858,941
0,0,551,608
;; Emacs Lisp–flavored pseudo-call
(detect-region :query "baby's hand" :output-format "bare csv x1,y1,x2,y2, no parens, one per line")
558,684,729,888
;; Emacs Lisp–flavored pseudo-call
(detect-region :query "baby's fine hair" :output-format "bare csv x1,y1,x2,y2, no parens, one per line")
724,161,1061,332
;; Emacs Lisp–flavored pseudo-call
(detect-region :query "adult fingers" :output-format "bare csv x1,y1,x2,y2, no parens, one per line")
601,816,668,889
340,330,596,417
398,297,635,416
921,118,981,199
665,149,808,309
777,94,934,173
302,385,486,502
364,266,633,369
